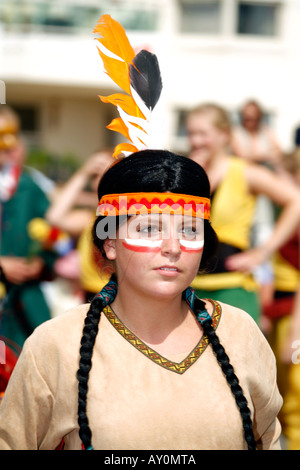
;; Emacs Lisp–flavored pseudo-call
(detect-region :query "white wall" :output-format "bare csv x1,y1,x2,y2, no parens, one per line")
1,0,300,159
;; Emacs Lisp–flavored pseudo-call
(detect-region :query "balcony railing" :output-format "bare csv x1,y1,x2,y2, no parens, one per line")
0,0,159,34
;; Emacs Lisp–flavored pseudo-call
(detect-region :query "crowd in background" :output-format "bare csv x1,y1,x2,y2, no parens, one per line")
0,100,299,449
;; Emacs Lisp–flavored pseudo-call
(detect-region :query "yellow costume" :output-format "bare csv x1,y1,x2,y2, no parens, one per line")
77,221,110,298
267,239,300,450
191,157,260,320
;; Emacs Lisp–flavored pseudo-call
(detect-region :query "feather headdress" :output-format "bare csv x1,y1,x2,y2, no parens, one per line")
93,15,163,159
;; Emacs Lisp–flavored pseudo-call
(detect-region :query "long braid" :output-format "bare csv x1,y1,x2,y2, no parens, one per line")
77,274,118,450
203,321,256,450
193,296,257,450
182,288,256,450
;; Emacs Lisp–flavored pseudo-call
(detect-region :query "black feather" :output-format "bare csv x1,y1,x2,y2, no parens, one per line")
129,50,163,110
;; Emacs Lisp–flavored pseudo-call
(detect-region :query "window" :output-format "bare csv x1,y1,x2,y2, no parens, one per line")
0,1,159,33
179,1,221,34
176,110,189,138
237,2,280,37
12,105,38,132
11,105,41,148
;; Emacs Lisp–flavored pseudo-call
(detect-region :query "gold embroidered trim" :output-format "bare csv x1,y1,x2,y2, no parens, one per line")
103,299,221,374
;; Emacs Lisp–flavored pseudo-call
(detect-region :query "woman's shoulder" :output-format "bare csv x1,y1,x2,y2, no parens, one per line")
38,302,90,327
210,298,254,319
206,299,265,337
208,299,273,353
25,303,91,352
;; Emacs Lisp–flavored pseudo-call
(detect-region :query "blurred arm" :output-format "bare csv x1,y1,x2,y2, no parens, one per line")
226,165,300,272
46,152,113,237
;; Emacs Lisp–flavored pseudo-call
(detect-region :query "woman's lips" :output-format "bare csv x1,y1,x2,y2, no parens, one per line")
154,266,181,276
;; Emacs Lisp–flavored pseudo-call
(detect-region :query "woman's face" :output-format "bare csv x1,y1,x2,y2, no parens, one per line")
241,104,261,132
186,113,228,167
103,213,204,300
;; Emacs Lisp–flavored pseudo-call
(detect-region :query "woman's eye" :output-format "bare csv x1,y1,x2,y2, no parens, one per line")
138,225,160,236
180,226,198,238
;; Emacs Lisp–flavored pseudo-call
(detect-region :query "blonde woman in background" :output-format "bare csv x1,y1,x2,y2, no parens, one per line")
185,103,300,324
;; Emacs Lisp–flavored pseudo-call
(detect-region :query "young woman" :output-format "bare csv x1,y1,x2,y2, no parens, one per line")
0,150,282,450
186,103,300,323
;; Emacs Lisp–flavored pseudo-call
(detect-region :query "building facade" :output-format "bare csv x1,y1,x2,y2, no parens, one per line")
1,0,300,165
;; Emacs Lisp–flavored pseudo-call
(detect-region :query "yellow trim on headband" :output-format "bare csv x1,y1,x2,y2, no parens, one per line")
96,192,210,219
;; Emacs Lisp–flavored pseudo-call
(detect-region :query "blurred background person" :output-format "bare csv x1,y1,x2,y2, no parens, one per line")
185,103,300,324
263,148,300,450
0,105,58,349
293,123,300,148
231,99,282,169
231,99,283,309
46,150,115,302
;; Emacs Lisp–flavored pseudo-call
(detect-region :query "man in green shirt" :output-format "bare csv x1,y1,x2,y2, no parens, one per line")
0,106,56,348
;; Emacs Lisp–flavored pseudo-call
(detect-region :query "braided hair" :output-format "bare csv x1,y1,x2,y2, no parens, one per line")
191,295,256,450
76,150,256,450
77,274,118,450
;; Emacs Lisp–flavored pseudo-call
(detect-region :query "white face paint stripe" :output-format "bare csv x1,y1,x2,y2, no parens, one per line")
123,238,204,251
179,239,204,250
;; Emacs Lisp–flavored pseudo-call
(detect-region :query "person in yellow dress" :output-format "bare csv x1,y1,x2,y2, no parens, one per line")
185,103,300,324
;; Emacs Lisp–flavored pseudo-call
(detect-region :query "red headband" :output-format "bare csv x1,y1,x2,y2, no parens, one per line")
97,192,210,219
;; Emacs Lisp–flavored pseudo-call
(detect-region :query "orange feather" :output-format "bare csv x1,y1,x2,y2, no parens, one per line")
93,15,135,95
112,143,138,159
107,118,131,141
94,14,161,159
99,93,145,119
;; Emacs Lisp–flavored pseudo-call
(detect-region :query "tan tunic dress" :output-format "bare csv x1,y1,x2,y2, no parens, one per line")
0,300,282,450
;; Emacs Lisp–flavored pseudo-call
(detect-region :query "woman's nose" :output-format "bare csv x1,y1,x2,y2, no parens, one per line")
160,237,181,258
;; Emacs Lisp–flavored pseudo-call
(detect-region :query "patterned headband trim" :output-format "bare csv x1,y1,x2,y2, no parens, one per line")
96,192,210,219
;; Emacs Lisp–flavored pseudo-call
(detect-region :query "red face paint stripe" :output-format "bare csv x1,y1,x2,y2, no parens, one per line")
180,245,204,253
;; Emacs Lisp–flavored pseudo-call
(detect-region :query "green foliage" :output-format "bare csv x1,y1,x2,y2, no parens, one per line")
27,147,81,182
